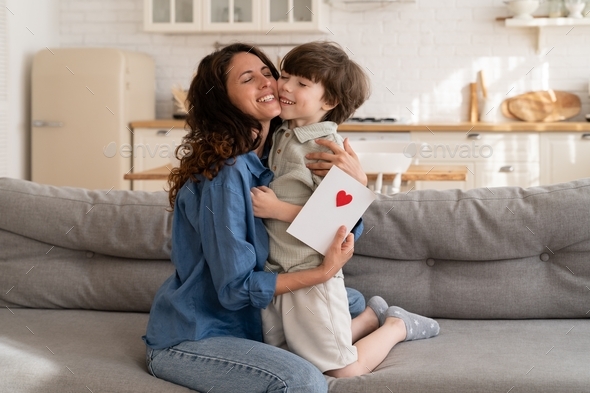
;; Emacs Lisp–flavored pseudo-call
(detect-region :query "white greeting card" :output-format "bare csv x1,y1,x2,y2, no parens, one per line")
287,166,376,255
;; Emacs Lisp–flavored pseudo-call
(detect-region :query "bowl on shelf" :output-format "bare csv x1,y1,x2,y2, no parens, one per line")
585,114,590,122
504,0,540,20
565,0,586,18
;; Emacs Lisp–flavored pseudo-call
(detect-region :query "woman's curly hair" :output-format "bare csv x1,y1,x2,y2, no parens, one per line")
167,43,280,210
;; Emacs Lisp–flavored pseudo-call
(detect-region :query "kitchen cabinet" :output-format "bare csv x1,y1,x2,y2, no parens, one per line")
203,0,260,32
144,0,326,33
261,0,327,33
129,121,590,191
475,161,539,189
540,132,590,185
144,0,202,32
411,131,539,190
131,127,188,191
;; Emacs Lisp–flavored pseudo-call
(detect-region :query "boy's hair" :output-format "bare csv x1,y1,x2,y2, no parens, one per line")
281,41,371,124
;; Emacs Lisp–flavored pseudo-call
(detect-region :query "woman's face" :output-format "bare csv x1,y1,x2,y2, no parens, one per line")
226,52,280,124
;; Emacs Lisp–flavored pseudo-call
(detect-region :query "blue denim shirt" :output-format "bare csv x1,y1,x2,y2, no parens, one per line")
143,150,364,350
143,151,277,349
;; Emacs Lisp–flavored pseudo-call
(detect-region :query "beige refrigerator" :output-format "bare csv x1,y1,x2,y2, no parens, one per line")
31,48,155,190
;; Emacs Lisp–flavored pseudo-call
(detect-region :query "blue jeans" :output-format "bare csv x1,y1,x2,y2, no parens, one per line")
147,337,328,392
146,287,365,392
347,287,366,319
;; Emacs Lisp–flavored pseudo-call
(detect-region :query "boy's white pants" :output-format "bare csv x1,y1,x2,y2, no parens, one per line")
261,276,358,372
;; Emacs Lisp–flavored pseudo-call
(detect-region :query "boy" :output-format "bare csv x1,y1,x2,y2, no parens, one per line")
252,42,439,377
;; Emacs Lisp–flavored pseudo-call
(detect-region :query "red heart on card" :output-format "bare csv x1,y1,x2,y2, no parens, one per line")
336,190,353,207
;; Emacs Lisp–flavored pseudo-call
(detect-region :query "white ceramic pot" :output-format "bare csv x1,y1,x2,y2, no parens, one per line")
504,0,540,20
565,0,586,18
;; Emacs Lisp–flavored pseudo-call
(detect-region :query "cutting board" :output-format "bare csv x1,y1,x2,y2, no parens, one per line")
502,91,581,122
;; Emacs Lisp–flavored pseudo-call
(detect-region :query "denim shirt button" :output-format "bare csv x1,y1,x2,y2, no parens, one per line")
426,258,435,267
540,253,550,262
86,251,94,258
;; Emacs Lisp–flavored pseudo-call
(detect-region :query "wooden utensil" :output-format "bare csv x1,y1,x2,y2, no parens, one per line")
508,91,554,122
478,70,488,99
502,90,581,122
469,83,478,123
543,91,581,122
501,99,517,119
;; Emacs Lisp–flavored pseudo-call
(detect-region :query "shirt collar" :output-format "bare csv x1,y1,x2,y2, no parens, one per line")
243,151,271,180
277,121,338,143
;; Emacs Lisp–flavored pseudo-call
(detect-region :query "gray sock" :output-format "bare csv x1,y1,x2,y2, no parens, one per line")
385,306,440,341
367,296,389,326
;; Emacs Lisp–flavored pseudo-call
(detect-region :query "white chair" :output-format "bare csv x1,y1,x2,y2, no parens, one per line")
347,140,414,195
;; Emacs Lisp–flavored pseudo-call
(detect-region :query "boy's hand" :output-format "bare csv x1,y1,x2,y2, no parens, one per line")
251,186,280,219
305,138,368,186
251,186,303,223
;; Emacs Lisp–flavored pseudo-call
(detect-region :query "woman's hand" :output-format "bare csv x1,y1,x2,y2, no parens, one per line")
274,225,355,296
251,186,280,219
305,138,368,186
319,225,355,277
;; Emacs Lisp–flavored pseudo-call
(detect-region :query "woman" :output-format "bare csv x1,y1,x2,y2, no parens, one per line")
142,43,369,392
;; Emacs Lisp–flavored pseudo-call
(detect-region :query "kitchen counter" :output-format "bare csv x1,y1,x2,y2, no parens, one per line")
130,120,590,132
340,122,590,132
124,164,467,182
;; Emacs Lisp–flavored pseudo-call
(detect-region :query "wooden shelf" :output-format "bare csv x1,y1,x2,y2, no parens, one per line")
501,16,590,54
504,17,590,27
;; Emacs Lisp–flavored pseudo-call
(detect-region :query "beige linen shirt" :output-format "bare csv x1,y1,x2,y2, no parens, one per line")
264,121,344,274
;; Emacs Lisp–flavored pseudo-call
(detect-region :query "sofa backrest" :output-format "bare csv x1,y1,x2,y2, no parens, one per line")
1,177,589,318
0,178,172,258
0,178,173,312
346,179,590,319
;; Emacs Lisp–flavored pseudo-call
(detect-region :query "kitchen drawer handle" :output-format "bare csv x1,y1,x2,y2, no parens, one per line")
582,134,590,140
467,133,481,140
499,165,514,173
156,130,169,136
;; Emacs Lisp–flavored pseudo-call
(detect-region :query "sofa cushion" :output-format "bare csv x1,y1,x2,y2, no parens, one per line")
328,318,590,393
356,178,590,262
0,229,174,311
0,178,172,259
0,309,194,393
1,308,588,393
345,178,590,319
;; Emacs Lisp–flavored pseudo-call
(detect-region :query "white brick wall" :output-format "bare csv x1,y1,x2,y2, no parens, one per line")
0,0,7,176
60,0,590,122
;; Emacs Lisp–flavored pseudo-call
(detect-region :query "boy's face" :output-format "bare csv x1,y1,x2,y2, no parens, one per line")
278,71,336,128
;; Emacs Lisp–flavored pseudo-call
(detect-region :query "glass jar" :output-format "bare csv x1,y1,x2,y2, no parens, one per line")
548,0,566,17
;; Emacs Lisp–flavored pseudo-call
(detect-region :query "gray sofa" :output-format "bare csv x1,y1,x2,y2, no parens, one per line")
1,176,589,393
